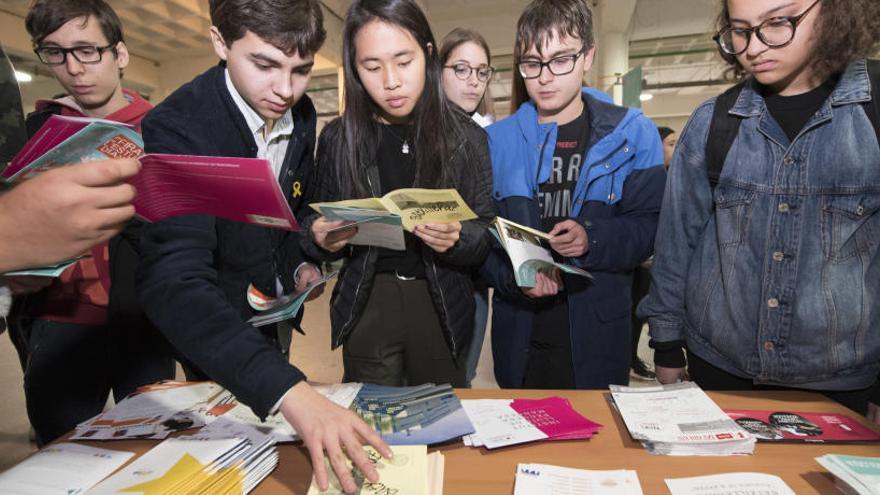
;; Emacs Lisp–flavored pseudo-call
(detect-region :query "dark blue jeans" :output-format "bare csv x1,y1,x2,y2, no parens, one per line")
14,318,174,445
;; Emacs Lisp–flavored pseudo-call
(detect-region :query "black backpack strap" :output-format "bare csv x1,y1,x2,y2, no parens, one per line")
864,59,880,147
705,82,746,188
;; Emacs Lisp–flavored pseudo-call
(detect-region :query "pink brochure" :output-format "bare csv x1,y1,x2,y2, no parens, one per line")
3,115,135,180
510,397,603,440
132,154,300,231
725,409,880,443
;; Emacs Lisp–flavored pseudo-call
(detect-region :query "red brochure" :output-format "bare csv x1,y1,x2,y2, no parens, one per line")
724,409,880,442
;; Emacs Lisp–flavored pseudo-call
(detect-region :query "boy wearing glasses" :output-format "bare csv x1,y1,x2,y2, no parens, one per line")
483,0,665,390
5,0,174,446
640,0,880,421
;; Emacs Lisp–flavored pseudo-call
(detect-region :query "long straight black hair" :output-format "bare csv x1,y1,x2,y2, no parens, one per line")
340,0,475,197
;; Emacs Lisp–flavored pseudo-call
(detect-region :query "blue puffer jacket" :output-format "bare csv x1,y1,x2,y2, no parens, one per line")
483,88,666,388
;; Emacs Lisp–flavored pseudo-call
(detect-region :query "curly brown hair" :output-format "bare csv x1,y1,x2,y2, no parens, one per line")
716,0,880,80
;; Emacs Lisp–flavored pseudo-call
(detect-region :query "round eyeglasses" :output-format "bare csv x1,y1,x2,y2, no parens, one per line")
35,44,116,65
444,63,495,83
713,0,820,56
517,48,586,79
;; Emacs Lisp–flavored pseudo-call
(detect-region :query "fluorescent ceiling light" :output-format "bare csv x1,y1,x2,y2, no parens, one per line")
639,92,653,102
14,70,32,83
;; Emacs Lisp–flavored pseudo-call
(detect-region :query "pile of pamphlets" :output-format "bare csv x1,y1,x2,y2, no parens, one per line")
725,409,880,442
816,454,880,495
0,443,134,494
609,383,755,455
665,473,796,495
73,381,222,440
306,445,445,495
514,464,643,494
73,380,362,442
351,383,474,445
88,436,275,494
461,396,602,449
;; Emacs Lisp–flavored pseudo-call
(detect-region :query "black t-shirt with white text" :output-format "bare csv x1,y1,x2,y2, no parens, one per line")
538,105,590,232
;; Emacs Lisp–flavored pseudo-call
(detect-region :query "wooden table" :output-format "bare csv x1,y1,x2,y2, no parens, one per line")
76,389,880,494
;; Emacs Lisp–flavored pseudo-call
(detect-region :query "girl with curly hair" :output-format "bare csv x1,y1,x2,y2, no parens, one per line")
640,0,880,423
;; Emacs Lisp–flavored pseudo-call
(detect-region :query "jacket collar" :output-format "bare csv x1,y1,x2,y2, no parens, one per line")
731,59,871,117
513,87,630,144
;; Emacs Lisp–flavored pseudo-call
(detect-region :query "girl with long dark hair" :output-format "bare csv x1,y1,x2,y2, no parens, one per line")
301,0,494,387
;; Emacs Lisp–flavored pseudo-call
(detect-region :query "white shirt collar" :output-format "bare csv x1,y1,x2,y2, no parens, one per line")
224,69,294,142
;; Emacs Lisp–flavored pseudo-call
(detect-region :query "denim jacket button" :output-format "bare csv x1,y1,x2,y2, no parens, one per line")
783,156,795,166
767,298,780,308
778,203,790,213
764,341,775,351
772,251,785,262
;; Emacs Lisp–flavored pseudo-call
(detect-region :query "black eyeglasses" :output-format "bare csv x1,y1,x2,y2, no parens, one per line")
518,48,586,79
444,63,495,83
35,44,116,65
714,0,820,56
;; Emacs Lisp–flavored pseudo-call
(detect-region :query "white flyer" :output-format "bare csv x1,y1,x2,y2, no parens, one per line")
0,443,133,495
461,399,547,449
514,463,643,495
665,472,796,495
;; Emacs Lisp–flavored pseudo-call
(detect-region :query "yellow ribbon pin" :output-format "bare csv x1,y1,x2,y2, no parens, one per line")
292,181,302,198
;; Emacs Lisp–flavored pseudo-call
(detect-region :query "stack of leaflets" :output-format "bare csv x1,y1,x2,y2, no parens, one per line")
0,443,134,495
87,436,275,494
514,464,643,495
665,473,796,495
246,271,338,327
816,454,880,495
351,383,474,445
461,396,602,449
73,381,223,440
73,380,363,442
725,409,880,442
489,217,591,287
609,383,755,456
310,188,478,250
4,115,301,231
306,445,445,495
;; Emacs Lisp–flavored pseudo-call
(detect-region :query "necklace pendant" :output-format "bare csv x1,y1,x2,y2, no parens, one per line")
401,141,410,154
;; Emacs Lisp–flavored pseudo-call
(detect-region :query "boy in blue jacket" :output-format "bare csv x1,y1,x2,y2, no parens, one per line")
483,0,666,389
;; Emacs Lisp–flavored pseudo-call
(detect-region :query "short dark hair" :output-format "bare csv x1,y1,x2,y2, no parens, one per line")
439,28,495,118
657,126,675,141
511,0,596,112
209,0,326,56
26,0,124,48
716,0,880,81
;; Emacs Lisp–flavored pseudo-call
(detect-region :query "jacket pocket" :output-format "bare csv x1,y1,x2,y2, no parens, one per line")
713,186,757,247
821,194,880,262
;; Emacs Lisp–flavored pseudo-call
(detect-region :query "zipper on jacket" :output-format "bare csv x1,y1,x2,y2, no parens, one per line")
339,168,378,344
533,130,554,199
430,256,454,356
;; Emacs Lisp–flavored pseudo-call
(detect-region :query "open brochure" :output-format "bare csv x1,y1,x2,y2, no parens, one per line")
4,115,300,230
490,216,591,287
310,188,478,250
515,464,643,495
0,443,134,495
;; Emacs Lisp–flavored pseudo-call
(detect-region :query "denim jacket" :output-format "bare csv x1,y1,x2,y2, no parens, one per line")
639,60,880,391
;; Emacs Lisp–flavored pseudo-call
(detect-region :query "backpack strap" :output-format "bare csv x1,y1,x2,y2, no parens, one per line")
704,82,747,189
864,59,880,147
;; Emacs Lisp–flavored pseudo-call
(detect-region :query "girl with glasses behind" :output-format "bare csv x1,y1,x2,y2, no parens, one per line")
438,28,494,387
301,0,494,388
440,28,495,128
639,0,880,423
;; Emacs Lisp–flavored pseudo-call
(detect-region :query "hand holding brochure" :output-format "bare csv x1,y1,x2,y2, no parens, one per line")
4,115,300,230
490,216,591,287
246,271,338,327
311,188,478,250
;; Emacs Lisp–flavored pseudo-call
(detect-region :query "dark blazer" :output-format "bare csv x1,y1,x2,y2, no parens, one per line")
136,64,316,418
